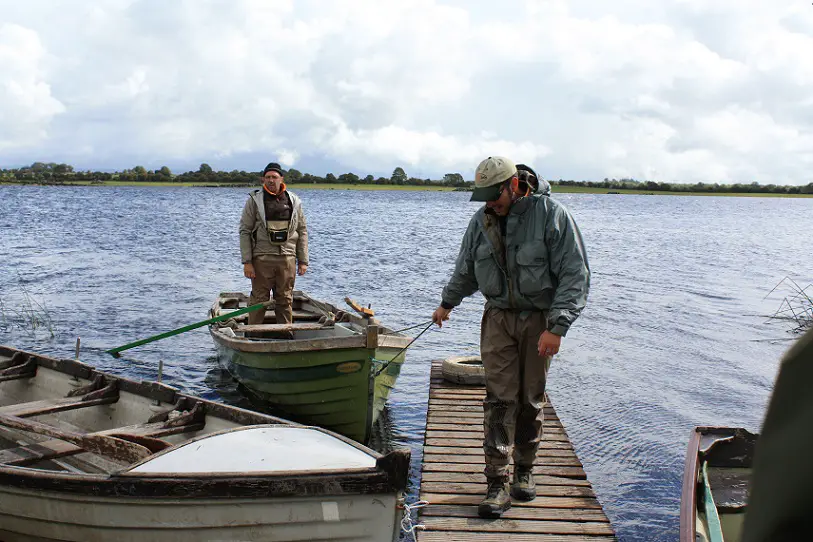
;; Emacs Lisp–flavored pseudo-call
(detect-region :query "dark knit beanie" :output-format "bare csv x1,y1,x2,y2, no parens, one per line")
263,162,284,176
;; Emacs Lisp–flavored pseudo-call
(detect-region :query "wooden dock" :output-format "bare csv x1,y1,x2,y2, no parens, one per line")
417,360,616,541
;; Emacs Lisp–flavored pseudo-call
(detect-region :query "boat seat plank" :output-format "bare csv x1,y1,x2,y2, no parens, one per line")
235,323,331,332
219,310,323,322
0,355,37,382
0,421,205,466
0,395,119,418
707,467,751,510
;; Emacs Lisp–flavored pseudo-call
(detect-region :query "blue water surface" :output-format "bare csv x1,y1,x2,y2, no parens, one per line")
1,185,811,540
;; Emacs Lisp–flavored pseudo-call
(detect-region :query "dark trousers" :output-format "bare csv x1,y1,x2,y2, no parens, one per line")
480,307,552,481
247,255,296,325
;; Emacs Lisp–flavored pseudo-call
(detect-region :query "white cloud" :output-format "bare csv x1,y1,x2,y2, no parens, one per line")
0,0,812,184
0,24,65,151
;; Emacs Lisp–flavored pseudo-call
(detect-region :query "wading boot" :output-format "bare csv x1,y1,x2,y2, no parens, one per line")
478,478,511,518
510,465,536,501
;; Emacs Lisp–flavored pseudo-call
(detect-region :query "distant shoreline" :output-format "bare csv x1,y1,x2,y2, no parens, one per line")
1,180,812,197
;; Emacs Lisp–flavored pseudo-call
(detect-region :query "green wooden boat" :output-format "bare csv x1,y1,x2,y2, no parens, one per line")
208,291,412,444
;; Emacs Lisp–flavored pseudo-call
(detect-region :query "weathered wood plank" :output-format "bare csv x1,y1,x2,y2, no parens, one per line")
421,482,595,498
419,493,603,510
420,517,615,536
419,533,616,542
422,446,578,458
428,413,559,422
425,430,570,442
421,504,608,522
428,388,488,396
422,463,586,478
427,423,565,434
234,323,330,332
424,438,573,450
0,420,205,466
420,472,591,487
423,454,583,467
0,396,118,418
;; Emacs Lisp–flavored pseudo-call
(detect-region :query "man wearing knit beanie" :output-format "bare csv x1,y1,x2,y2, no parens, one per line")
238,162,309,334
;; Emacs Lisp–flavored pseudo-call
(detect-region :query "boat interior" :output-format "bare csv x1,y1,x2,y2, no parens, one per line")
695,429,756,542
212,292,374,341
0,348,286,476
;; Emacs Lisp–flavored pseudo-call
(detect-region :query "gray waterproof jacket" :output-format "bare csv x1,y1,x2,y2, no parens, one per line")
239,189,309,265
441,195,590,336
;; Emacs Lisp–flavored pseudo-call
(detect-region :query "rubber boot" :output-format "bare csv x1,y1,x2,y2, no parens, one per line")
478,478,511,518
510,465,536,501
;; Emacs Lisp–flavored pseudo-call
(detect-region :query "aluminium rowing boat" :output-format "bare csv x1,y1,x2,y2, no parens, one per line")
0,345,410,542
208,291,412,444
680,426,757,542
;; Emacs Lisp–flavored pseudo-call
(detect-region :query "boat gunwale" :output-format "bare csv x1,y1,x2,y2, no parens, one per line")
0,455,408,498
680,427,703,542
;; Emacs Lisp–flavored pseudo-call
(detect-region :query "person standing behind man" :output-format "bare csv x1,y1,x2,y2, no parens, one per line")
239,162,309,332
432,156,590,518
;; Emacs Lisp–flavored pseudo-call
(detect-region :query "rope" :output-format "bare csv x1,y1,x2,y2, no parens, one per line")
373,321,435,377
394,320,434,334
400,499,429,541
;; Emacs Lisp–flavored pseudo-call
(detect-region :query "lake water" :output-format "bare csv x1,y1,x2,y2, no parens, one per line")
1,185,811,540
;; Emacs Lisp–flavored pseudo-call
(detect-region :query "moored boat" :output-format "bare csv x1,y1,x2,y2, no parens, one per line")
208,291,412,444
0,345,410,542
680,426,758,542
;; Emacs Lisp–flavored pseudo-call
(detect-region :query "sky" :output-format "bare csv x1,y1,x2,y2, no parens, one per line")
1,0,813,184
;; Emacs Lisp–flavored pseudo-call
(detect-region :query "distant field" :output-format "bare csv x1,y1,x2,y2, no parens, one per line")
551,186,813,197
2,179,811,197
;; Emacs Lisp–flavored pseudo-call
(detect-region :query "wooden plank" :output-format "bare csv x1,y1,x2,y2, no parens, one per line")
421,504,608,522
423,446,578,458
423,454,583,467
423,463,587,478
424,438,573,450
224,310,322,322
426,423,565,434
422,463,586,478
428,413,559,422
427,405,558,419
421,482,594,498
426,430,570,442
234,323,329,332
428,388,488,396
0,395,118,418
419,533,616,542
420,517,615,536
0,421,205,466
0,413,151,464
421,472,591,487
419,493,603,509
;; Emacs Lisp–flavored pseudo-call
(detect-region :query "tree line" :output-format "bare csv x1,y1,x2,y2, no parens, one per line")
0,163,468,188
2,162,812,194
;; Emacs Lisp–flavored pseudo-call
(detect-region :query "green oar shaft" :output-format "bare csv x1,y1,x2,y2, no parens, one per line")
106,301,269,357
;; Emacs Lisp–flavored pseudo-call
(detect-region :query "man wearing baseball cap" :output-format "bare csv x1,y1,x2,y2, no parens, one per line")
432,156,590,518
239,162,309,334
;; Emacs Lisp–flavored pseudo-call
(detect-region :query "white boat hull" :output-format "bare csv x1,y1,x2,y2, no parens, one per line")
0,485,399,541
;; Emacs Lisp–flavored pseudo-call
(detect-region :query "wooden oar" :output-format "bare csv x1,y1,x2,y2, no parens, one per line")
0,412,152,464
106,300,272,357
